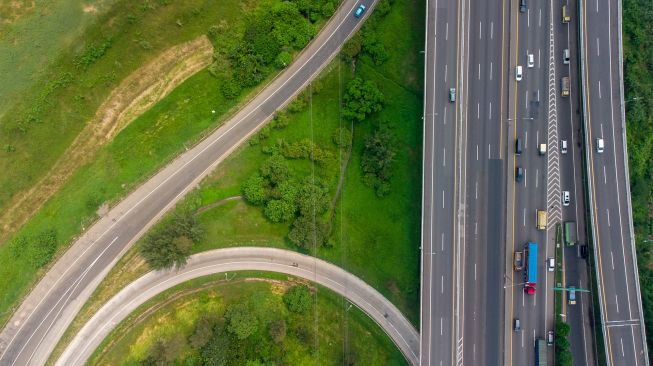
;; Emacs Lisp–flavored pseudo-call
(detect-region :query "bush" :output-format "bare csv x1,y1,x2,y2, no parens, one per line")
275,50,293,69
242,174,268,205
342,78,384,122
361,123,397,197
225,302,258,340
264,199,296,223
268,319,287,343
341,33,363,60
139,212,202,270
288,215,328,248
332,127,352,148
9,228,58,269
283,285,312,313
260,154,290,185
221,79,242,99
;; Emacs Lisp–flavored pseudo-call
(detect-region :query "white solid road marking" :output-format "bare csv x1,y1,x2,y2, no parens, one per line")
539,8,542,27
611,250,615,270
521,331,524,348
442,190,445,208
477,103,480,119
596,0,599,13
443,148,446,166
536,130,539,146
538,49,541,68
488,102,492,119
479,21,482,39
604,165,607,184
616,295,620,313
446,23,449,41
596,37,600,56
475,222,478,236
490,62,493,80
475,181,478,199
478,63,481,80
490,22,494,39
474,263,477,281
441,276,444,294
476,145,479,161
598,80,602,99
488,144,491,158
524,168,528,187
527,9,530,27
607,208,611,226
537,89,540,101
523,208,526,227
621,337,625,357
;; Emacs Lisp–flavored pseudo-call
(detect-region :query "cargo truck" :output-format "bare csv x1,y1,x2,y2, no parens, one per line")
564,221,577,246
536,210,547,230
536,338,547,366
525,242,538,294
561,76,570,96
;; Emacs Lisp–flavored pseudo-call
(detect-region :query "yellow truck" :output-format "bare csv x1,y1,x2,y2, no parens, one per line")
537,210,547,230
561,77,570,97
562,5,571,23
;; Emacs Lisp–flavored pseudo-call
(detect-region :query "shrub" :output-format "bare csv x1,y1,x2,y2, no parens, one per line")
139,212,202,270
225,302,258,340
283,285,312,313
241,174,268,205
361,124,396,197
221,79,242,99
342,78,384,122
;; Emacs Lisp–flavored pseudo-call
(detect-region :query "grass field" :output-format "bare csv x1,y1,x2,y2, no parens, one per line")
89,273,406,365
0,0,339,327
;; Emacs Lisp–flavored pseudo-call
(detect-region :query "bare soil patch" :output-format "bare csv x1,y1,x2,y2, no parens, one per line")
0,36,214,241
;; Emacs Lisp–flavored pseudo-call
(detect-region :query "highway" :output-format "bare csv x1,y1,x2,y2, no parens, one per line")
0,1,379,364
420,0,462,363
55,247,419,366
581,0,650,363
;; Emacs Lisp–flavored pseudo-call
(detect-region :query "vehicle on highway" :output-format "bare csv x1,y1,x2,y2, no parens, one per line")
516,65,523,81
563,48,570,64
536,210,547,230
538,143,547,155
525,242,538,294
581,244,588,259
449,87,456,102
354,4,366,18
514,318,521,332
568,286,577,305
536,338,547,366
563,221,577,246
561,139,568,154
547,331,554,346
516,166,524,182
562,4,571,23
515,138,523,155
527,53,534,68
562,190,570,206
547,257,555,272
561,76,570,96
519,0,527,13
596,137,605,153
514,250,524,271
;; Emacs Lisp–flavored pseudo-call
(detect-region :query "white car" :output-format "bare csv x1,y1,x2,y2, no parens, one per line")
562,191,570,206
547,257,555,272
560,139,568,154
516,65,523,81
527,53,534,68
596,138,605,153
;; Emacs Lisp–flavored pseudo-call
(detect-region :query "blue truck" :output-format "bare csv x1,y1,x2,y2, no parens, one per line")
525,242,538,295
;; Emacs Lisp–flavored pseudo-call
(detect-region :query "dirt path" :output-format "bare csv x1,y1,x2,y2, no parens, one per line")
0,36,214,241
194,195,242,216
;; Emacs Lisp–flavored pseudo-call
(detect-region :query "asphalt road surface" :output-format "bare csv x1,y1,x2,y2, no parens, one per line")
581,0,649,363
0,1,379,364
420,0,462,364
55,247,419,366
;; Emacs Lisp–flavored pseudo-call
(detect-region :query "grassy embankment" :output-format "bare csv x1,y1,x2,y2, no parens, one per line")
0,0,338,326
88,273,407,365
623,0,653,358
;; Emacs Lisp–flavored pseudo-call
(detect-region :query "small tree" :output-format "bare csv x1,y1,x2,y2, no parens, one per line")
342,78,384,122
283,285,313,313
242,174,268,205
226,303,258,340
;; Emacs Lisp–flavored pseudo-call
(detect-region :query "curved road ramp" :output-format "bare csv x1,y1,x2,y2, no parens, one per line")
56,247,420,365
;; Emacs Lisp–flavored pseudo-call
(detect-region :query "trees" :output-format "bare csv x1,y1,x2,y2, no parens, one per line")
283,285,313,314
361,124,397,197
342,78,384,122
242,174,268,205
139,212,202,270
226,303,258,340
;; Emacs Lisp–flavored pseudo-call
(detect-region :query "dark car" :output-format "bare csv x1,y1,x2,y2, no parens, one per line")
516,166,524,182
581,244,588,259
520,0,527,13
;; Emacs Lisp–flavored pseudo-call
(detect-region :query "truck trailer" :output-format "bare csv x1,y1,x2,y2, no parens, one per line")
535,338,547,366
525,242,538,294
563,221,577,246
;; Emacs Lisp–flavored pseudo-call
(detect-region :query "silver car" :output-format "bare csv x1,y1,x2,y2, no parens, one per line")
449,88,456,102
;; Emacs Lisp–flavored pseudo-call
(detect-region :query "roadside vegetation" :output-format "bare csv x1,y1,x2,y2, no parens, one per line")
0,0,339,327
623,0,653,357
88,274,406,365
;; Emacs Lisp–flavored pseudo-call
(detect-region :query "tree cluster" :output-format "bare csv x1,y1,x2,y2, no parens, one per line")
342,77,384,122
241,154,330,248
361,123,397,197
138,211,203,270
554,317,572,365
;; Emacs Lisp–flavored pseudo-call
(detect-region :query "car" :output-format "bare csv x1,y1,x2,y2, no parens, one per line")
547,257,555,272
516,166,524,182
527,53,534,68
538,143,547,155
520,0,527,13
516,65,523,81
563,48,570,64
561,139,568,154
449,88,456,102
514,318,521,332
568,286,577,305
581,244,588,259
596,137,605,153
547,330,554,346
562,191,570,206
354,4,366,18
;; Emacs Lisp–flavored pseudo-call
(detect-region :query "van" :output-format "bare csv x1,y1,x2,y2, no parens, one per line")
536,210,547,230
527,53,534,68
596,138,605,153
515,138,523,155
563,49,570,64
561,139,568,154
516,66,523,81
538,143,547,155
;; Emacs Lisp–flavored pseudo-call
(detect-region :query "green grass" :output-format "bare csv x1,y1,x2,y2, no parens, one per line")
89,273,407,365
0,0,341,327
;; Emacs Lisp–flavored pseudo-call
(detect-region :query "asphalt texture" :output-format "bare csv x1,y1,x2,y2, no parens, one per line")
55,247,419,366
0,1,380,365
581,0,649,363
